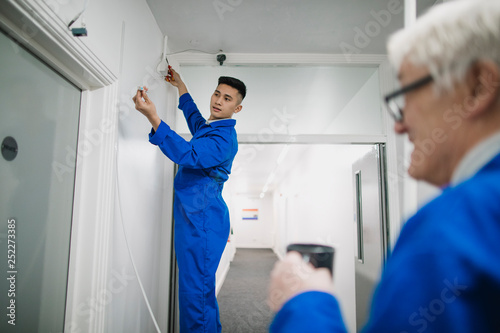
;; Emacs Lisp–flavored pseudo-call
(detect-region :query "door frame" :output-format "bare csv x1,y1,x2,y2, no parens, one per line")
0,2,119,331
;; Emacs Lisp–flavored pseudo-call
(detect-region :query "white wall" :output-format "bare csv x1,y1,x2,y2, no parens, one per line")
324,70,383,135
178,65,382,136
107,0,178,331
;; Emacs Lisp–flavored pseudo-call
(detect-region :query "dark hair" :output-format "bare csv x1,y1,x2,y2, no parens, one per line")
218,76,246,101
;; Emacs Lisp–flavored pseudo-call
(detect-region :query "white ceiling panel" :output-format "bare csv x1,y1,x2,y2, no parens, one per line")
146,0,440,55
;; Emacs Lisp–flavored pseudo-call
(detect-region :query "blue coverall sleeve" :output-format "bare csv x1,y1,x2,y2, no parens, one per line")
270,291,347,333
178,93,206,135
149,120,232,169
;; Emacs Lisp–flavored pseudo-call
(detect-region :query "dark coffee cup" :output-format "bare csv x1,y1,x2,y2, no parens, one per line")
286,243,335,276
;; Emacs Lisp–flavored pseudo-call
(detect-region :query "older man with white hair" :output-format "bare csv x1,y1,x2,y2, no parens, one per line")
267,0,500,332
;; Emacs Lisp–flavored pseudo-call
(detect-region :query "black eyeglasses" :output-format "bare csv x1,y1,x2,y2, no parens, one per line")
384,74,434,122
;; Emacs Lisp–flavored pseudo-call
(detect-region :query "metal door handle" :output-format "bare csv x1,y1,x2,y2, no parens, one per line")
355,170,364,263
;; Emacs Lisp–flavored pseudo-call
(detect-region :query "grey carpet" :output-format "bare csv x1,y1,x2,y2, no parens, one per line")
218,248,279,333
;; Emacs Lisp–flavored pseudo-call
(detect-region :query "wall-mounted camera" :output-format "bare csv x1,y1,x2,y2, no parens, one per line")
216,54,226,66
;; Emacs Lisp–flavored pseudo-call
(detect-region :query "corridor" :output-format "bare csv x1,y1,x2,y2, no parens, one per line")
218,249,278,332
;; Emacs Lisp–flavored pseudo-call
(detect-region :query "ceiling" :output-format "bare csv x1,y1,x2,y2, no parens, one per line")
146,0,440,55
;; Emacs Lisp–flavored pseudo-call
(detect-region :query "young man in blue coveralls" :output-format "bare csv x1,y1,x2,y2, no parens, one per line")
268,0,500,332
133,69,246,332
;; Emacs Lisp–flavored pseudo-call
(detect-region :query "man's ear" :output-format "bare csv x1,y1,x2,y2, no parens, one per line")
467,60,500,118
234,104,243,114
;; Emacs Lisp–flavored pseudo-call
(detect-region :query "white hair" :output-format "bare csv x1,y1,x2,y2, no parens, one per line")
387,0,500,92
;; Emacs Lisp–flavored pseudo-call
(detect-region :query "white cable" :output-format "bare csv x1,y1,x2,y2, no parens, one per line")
115,144,162,333
68,0,90,28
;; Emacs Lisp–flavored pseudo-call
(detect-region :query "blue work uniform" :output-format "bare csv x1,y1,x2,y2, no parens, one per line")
271,152,500,333
149,93,237,333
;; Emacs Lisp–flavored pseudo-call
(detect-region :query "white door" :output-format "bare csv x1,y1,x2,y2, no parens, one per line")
0,30,81,332
352,144,389,331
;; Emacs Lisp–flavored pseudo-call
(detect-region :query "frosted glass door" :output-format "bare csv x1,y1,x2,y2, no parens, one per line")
0,30,81,332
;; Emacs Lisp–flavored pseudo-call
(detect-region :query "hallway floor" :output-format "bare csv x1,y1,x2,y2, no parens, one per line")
218,248,279,332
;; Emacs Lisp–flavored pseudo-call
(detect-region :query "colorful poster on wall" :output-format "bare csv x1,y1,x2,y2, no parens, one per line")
242,208,259,220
